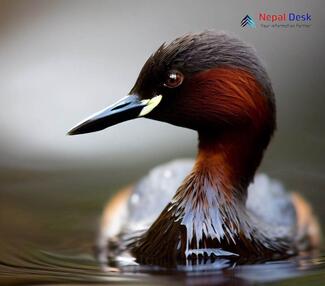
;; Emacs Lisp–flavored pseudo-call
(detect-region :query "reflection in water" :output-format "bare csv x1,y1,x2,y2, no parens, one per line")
0,168,324,285
0,241,324,285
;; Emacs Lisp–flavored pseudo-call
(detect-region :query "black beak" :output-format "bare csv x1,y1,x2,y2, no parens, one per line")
68,95,162,135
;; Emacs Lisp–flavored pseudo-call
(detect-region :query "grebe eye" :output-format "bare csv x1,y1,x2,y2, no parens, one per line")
164,70,184,88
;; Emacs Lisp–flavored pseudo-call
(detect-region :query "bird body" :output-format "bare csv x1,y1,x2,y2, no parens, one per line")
69,31,320,266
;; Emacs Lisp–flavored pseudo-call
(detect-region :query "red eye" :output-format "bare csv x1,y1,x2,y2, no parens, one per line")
164,70,184,88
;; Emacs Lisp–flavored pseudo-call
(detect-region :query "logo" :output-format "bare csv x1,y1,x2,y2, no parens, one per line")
241,15,256,28
240,12,311,29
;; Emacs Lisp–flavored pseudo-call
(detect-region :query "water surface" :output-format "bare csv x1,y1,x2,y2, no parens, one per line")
0,166,324,285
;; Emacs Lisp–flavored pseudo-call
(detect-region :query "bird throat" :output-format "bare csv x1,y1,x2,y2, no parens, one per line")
130,130,292,264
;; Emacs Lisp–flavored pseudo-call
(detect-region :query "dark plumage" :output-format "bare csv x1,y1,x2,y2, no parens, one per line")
131,32,274,102
68,31,320,267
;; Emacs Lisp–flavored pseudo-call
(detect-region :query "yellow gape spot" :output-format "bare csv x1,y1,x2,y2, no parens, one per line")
139,95,163,117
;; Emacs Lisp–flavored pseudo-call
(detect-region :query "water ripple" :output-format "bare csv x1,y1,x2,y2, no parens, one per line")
1,241,324,286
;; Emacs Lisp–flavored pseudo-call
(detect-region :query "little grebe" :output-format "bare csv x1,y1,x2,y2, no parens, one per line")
69,31,320,265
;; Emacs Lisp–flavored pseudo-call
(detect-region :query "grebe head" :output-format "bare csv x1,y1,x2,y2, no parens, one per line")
68,32,290,262
68,31,275,157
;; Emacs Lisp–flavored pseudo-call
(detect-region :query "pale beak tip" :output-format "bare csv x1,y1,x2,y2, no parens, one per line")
67,124,85,136
67,128,77,136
